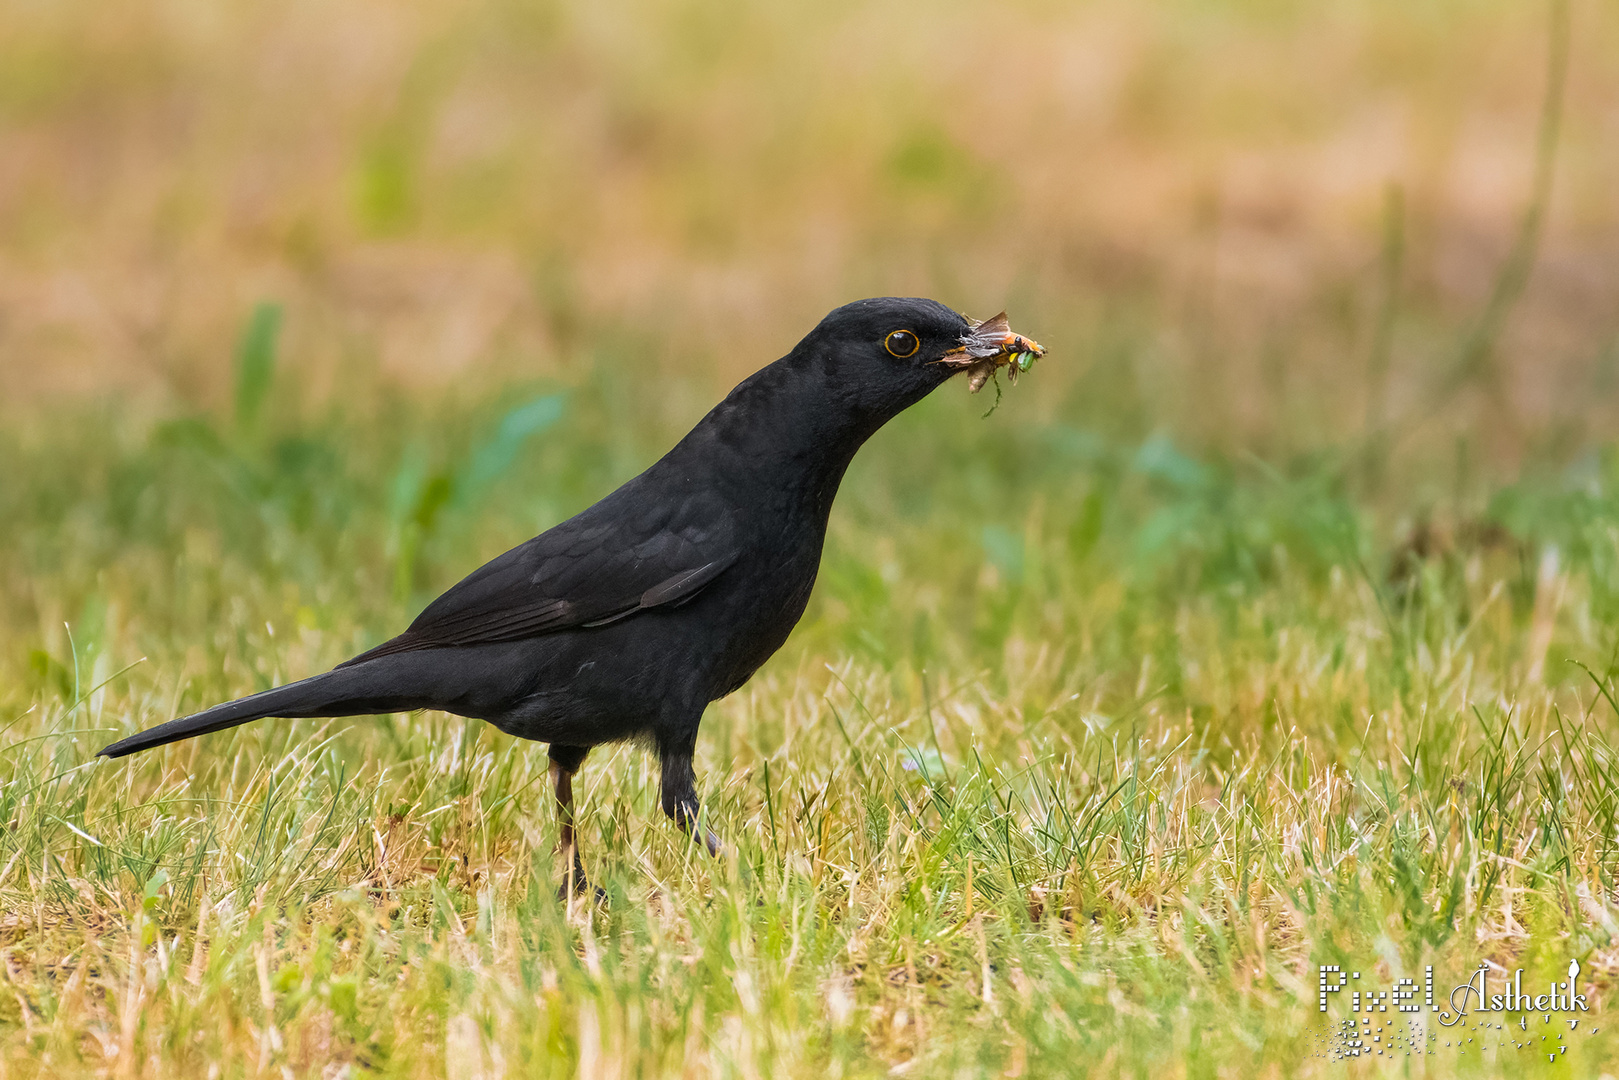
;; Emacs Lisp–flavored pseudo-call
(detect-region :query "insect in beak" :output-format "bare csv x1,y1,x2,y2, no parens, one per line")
935,312,1047,393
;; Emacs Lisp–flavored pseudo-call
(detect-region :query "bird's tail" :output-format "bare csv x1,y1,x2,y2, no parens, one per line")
97,662,425,759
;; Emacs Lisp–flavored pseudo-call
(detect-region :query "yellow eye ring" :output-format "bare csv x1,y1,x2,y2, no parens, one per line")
885,329,920,358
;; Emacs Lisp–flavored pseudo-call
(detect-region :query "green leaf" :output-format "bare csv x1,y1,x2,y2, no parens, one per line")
235,302,283,428
459,393,568,499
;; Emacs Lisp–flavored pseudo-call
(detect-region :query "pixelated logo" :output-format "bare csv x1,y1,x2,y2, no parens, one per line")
1311,959,1597,1064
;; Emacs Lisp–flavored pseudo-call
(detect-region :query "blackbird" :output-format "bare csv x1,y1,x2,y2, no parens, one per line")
99,297,1045,891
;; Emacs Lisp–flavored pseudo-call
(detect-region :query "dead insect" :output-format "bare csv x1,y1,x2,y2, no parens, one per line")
934,311,1046,414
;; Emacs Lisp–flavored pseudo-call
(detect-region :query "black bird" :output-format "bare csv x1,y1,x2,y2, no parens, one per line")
99,297,1045,890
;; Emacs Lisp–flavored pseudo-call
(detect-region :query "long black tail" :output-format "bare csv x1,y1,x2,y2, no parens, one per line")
97,661,427,759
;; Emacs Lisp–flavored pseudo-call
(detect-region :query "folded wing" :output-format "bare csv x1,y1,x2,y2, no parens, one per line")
340,489,738,666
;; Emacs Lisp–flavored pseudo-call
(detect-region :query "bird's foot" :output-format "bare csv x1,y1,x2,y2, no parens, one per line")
670,805,724,857
556,875,609,904
659,758,723,858
676,818,723,856
557,851,607,904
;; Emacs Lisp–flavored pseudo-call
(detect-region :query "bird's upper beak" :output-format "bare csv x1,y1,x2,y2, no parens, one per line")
936,312,1046,392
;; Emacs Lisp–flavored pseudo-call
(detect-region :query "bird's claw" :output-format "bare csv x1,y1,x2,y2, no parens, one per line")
557,879,609,904
558,865,608,904
679,812,723,856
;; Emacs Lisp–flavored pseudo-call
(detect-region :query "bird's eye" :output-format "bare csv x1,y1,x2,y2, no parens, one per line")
885,330,920,358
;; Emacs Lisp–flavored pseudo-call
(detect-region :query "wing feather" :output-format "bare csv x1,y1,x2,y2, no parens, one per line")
339,488,738,666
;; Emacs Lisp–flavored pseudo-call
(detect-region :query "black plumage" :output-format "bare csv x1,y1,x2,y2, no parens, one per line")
98,297,1043,889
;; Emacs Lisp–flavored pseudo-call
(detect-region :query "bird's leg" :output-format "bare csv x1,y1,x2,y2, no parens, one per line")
548,744,594,897
550,762,587,892
660,750,723,856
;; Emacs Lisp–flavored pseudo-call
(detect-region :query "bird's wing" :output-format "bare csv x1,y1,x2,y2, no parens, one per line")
340,490,738,665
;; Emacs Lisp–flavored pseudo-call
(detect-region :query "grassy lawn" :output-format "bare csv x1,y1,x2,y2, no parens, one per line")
5,337,1619,1077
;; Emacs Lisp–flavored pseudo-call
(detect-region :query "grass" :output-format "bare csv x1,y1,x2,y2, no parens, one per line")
6,317,1619,1077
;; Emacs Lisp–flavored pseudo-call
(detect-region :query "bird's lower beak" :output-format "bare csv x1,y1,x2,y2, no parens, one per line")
937,312,1046,392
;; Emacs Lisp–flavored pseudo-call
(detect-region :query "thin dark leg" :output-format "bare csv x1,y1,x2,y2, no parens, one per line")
549,744,595,897
659,750,722,856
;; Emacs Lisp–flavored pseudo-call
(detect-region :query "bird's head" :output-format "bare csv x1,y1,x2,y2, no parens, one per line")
686,297,1046,484
803,297,1045,422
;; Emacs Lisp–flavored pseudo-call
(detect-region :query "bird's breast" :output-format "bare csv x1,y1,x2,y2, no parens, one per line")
700,528,825,699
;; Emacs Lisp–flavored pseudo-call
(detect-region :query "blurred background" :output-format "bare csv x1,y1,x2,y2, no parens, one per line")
4,0,1615,443
3,0,1619,704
